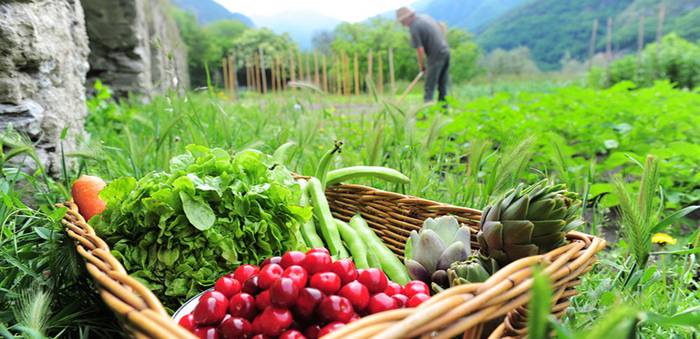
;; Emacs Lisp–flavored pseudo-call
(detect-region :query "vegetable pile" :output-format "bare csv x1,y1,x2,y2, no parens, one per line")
92,145,310,306
405,180,584,292
178,248,430,338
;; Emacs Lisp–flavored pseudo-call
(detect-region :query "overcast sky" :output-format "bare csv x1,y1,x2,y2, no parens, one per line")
215,0,414,22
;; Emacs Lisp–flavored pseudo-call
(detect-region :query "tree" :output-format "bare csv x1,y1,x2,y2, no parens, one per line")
232,28,298,68
446,28,481,82
172,9,249,87
312,30,334,55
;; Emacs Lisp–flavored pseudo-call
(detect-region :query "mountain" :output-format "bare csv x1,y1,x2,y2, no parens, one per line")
171,0,254,26
420,0,529,31
476,0,700,70
254,10,341,50
375,0,525,31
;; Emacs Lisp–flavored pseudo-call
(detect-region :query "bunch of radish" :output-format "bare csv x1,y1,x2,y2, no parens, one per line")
178,248,430,339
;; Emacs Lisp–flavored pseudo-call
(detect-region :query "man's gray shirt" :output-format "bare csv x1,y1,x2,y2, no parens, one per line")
409,14,449,62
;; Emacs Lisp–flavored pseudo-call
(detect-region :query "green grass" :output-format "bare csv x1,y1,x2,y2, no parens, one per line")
2,78,700,337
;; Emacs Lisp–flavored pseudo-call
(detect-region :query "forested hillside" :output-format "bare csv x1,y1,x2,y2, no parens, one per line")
476,0,700,70
171,0,253,25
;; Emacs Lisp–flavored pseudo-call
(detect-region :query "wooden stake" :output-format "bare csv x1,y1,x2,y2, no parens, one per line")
353,52,360,96
250,53,260,92
588,19,598,69
335,54,342,96
255,53,262,93
322,54,328,93
377,50,384,95
297,51,304,82
367,50,374,89
222,58,229,94
342,52,350,96
270,57,277,93
245,58,251,90
289,50,296,91
314,51,320,86
276,57,282,92
388,48,396,95
280,58,287,90
229,54,237,98
305,53,311,83
259,48,267,94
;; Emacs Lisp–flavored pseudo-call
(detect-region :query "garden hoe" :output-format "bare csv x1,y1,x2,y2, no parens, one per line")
397,71,424,104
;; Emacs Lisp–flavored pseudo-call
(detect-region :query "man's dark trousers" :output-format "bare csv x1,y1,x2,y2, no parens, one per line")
424,52,450,103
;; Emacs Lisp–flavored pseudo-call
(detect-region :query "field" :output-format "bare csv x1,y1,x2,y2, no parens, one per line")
2,78,700,337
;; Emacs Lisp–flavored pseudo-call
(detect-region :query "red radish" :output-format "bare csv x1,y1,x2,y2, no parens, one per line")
193,326,219,339
256,307,293,336
318,295,354,323
282,265,308,288
242,275,261,295
301,252,332,274
338,281,370,311
367,293,398,314
280,251,306,268
270,277,299,308
404,280,430,298
228,293,257,320
309,272,341,295
304,325,321,339
71,175,106,221
392,294,409,308
258,264,283,289
279,329,306,339
357,268,388,293
251,335,269,339
218,316,251,338
255,290,271,311
306,248,330,256
330,259,357,285
384,281,403,296
193,291,228,325
178,313,195,331
214,276,241,298
318,322,345,337
261,256,282,267
293,287,323,320
406,293,430,307
233,265,260,283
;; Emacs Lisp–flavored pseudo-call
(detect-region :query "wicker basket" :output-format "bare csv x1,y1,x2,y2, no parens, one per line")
61,183,605,339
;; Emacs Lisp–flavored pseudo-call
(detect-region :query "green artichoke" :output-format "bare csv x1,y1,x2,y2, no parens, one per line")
405,216,472,289
477,180,584,266
447,255,499,287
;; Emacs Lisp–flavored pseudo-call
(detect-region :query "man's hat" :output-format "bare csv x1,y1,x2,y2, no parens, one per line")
396,6,415,22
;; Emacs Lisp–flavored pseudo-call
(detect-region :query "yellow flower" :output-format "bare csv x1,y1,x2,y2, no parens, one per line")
651,233,677,245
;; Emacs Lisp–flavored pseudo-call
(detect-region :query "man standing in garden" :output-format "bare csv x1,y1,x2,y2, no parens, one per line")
396,6,450,106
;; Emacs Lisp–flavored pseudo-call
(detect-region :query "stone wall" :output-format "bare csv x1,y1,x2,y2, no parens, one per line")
82,0,189,98
0,0,90,173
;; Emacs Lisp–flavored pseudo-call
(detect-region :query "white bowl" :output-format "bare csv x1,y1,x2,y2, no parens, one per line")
171,288,212,322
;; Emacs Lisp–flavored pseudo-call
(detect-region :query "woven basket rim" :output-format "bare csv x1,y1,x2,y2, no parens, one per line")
60,182,606,339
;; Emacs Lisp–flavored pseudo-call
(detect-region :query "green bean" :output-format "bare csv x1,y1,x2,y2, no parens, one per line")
315,141,343,188
298,179,324,248
367,251,381,269
272,141,296,164
307,177,349,258
326,166,410,186
335,219,369,269
349,214,410,284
